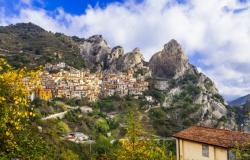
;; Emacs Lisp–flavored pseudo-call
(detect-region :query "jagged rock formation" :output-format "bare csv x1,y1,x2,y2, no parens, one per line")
115,48,144,71
107,46,124,71
79,35,112,71
148,40,236,133
149,39,190,79
79,35,150,77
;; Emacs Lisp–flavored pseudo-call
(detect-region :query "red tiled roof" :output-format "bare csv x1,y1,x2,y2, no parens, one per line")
173,126,250,148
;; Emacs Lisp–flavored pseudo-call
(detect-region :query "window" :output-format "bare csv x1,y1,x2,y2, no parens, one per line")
228,150,235,160
202,144,209,157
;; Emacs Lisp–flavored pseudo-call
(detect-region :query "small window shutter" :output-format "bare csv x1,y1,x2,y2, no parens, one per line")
202,144,209,157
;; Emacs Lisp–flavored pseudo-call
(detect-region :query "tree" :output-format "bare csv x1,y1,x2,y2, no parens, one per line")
57,121,71,134
60,149,80,160
92,134,115,159
233,142,250,160
0,58,42,156
116,112,174,160
95,118,110,133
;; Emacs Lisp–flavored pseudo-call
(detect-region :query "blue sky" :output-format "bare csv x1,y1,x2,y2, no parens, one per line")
0,0,250,101
1,0,127,15
32,0,126,14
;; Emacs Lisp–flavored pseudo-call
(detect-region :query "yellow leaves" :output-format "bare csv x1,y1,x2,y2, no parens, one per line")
29,111,34,117
17,111,21,116
0,58,40,152
15,126,21,130
15,111,31,118
14,96,20,105
0,58,12,71
25,111,28,117
0,96,6,102
5,131,10,136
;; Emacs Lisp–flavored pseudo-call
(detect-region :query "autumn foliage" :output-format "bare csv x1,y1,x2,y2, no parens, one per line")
0,58,41,154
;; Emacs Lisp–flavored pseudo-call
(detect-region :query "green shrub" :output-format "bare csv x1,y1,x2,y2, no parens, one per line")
65,110,80,122
95,118,110,133
92,134,115,158
145,89,165,104
57,121,70,134
204,78,214,90
213,94,225,103
108,118,119,130
184,83,201,96
60,149,79,160
179,74,198,85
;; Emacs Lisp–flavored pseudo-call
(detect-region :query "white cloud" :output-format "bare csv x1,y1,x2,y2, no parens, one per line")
0,7,6,25
1,0,250,101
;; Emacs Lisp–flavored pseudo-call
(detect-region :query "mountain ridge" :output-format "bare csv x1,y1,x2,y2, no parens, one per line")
229,94,250,107
0,22,237,134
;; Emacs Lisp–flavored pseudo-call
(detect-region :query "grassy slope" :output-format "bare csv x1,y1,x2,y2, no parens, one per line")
0,23,85,69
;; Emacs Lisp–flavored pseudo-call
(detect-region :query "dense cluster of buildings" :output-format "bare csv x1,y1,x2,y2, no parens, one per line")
101,69,148,97
35,62,149,102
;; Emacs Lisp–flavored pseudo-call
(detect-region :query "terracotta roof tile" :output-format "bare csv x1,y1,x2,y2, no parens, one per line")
173,126,250,148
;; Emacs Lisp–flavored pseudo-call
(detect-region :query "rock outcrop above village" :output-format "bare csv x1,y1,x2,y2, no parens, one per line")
79,35,150,76
0,23,237,134
148,40,236,130
79,35,112,71
149,39,190,79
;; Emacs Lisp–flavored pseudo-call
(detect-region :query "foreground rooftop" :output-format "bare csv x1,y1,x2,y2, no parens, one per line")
173,126,250,148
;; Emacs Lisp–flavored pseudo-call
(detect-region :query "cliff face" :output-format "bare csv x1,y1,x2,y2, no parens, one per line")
148,40,236,132
115,48,144,71
79,35,150,77
149,39,190,79
79,35,112,71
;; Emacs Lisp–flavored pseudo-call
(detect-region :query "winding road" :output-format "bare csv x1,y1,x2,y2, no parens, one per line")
42,106,92,120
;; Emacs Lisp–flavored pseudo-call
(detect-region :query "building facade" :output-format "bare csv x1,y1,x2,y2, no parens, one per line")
35,88,52,101
173,126,250,160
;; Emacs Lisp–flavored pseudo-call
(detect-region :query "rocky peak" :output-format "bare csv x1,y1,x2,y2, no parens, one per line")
113,47,144,72
163,39,188,60
132,47,141,53
130,48,144,61
86,35,107,45
111,46,123,53
149,39,190,79
128,48,144,63
79,35,111,71
107,46,124,64
163,39,180,51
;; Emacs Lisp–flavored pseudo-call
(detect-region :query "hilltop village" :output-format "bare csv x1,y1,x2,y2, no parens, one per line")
34,62,149,102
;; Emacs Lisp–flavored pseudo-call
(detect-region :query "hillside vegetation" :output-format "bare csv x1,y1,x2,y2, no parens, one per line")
0,23,84,69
